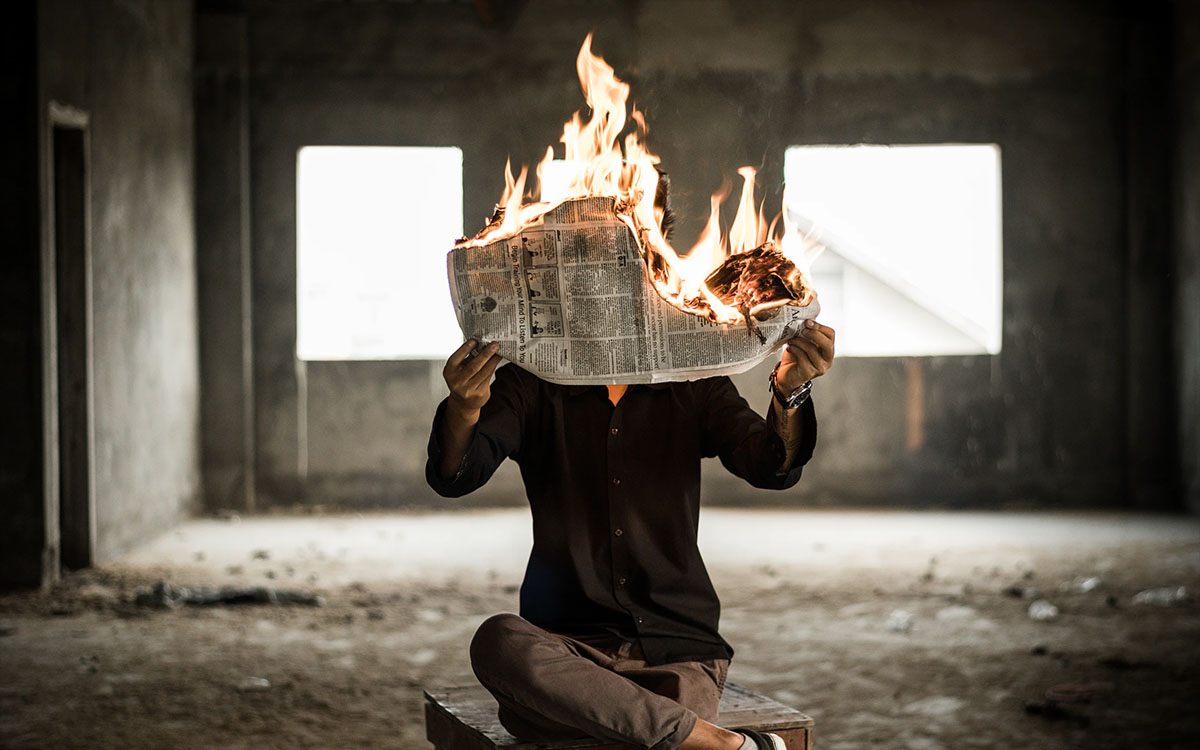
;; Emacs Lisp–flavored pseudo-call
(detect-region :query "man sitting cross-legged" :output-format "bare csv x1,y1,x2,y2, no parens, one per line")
425,316,834,750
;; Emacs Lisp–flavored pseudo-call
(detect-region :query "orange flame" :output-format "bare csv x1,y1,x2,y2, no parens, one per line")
456,33,819,325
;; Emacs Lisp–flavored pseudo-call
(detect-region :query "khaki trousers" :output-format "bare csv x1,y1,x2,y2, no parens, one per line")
470,613,729,750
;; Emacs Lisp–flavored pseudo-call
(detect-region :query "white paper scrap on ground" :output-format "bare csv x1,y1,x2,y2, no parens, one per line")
446,197,819,385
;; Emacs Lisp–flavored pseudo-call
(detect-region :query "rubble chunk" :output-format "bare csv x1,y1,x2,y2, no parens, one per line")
237,676,271,692
1131,586,1188,606
885,609,915,633
1028,600,1059,621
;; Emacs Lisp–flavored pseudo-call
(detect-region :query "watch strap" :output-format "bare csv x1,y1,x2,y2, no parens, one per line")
769,363,813,409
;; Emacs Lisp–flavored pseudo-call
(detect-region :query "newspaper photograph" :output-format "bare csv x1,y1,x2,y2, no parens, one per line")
446,197,820,386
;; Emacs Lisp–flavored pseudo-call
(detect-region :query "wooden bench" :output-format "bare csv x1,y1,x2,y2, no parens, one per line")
425,682,814,749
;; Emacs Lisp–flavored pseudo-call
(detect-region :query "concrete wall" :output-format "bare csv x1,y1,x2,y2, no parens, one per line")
204,0,1184,510
34,0,201,566
1176,0,1200,513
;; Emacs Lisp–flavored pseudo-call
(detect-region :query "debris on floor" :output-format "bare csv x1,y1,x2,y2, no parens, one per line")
1131,586,1189,606
885,609,915,633
1028,600,1059,621
134,582,324,609
1070,576,1103,593
236,676,272,692
1024,699,1090,727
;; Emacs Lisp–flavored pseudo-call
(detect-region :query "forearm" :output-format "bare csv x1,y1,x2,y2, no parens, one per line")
438,401,481,479
770,398,806,471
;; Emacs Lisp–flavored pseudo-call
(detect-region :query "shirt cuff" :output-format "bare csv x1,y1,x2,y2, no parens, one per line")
425,398,473,495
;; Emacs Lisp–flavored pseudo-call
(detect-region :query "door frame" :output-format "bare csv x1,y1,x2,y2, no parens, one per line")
42,100,95,582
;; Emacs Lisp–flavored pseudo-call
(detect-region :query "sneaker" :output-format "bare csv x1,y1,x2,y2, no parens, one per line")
735,728,787,750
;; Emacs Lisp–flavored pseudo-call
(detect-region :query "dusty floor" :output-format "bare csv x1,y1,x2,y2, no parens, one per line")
1,509,1198,750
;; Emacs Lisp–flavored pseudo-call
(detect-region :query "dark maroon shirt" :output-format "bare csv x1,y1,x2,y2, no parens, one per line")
426,363,817,665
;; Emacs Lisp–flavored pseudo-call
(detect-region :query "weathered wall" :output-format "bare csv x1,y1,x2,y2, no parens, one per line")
1176,0,1200,513
208,0,1183,510
37,0,201,562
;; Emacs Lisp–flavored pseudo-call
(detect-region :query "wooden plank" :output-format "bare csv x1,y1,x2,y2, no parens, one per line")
427,702,496,750
425,682,813,749
773,727,811,750
718,683,815,729
428,683,811,728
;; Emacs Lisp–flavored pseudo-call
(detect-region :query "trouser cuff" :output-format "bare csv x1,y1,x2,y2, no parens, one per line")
650,707,699,750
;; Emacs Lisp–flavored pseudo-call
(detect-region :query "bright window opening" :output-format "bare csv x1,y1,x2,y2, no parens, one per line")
296,146,464,360
784,144,1003,357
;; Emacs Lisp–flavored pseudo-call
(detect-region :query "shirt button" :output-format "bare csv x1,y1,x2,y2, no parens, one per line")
611,477,620,486
610,427,619,435
614,528,623,537
637,617,644,624
618,577,627,585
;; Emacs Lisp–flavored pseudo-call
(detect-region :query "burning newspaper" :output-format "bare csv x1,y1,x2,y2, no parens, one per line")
447,196,819,385
445,34,821,385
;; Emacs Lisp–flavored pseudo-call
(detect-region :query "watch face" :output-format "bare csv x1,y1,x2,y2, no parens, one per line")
788,381,812,408
770,368,811,409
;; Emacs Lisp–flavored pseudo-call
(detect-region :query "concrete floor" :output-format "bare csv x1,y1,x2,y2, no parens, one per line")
2,510,1199,749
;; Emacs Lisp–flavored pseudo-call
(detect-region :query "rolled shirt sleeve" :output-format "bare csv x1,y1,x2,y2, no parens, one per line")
699,375,817,490
425,363,528,498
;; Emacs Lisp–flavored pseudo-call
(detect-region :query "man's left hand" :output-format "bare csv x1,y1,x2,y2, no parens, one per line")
778,319,836,392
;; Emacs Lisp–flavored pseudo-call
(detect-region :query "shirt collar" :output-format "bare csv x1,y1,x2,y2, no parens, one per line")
564,382,672,398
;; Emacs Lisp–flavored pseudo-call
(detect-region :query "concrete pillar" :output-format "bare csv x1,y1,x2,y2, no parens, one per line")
196,10,256,512
1122,2,1177,508
1174,1,1200,513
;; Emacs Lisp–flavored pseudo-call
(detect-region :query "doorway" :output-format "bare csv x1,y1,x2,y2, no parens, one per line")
49,106,94,573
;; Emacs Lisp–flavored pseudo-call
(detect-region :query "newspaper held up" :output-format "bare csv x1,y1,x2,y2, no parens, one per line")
446,196,820,386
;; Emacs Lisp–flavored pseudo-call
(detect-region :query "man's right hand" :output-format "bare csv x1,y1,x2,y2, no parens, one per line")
443,339,502,417
438,339,502,480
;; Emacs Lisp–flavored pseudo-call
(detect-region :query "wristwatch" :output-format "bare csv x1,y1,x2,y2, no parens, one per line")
769,362,813,410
